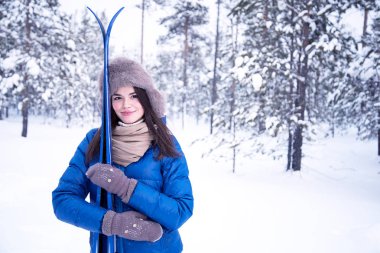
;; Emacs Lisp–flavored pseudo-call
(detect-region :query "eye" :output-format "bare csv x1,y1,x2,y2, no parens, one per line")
131,94,138,99
112,95,122,101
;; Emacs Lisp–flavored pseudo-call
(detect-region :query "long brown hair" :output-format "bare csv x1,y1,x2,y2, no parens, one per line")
85,87,179,165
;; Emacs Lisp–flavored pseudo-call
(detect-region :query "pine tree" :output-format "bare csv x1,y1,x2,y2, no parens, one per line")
158,0,209,128
351,3,380,139
0,0,72,136
325,1,379,140
136,0,166,64
228,0,363,171
65,9,104,126
210,0,221,134
0,1,19,119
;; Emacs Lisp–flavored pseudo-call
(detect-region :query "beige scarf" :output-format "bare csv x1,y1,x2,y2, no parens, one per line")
112,121,154,167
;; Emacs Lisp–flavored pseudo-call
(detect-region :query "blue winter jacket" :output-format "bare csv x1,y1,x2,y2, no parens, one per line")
52,128,193,253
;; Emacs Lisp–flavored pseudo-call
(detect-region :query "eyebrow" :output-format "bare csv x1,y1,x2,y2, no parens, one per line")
112,92,137,96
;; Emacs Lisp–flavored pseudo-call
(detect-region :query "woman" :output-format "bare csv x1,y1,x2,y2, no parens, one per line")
52,57,194,253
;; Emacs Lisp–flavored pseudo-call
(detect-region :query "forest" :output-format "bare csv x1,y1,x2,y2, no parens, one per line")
0,0,379,172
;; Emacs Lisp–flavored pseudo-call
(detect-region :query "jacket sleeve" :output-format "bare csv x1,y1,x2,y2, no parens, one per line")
128,137,194,231
52,129,107,233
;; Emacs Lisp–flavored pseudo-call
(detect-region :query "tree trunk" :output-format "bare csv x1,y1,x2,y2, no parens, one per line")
230,79,236,130
210,0,221,134
330,108,335,138
363,7,369,38
182,16,189,129
21,96,29,137
291,124,303,171
229,15,239,173
263,0,269,38
290,1,309,171
286,0,295,171
286,130,293,170
22,0,31,138
140,0,145,64
232,123,237,174
229,15,239,131
377,108,380,156
21,77,30,137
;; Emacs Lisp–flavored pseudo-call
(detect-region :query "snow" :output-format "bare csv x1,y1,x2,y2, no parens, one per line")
41,89,52,102
26,59,40,77
0,117,380,253
2,74,20,92
341,8,370,39
2,50,20,70
234,56,244,67
251,73,263,91
67,39,76,51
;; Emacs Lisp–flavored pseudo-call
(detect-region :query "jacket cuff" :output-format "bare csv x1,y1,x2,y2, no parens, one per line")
101,210,116,236
122,179,138,204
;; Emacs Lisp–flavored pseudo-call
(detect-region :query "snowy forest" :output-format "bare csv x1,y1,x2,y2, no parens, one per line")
0,0,379,172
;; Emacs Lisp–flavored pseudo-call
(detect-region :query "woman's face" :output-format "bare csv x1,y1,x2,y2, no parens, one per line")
111,86,145,124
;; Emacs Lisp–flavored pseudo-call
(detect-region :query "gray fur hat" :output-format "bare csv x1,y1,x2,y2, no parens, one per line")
99,57,165,117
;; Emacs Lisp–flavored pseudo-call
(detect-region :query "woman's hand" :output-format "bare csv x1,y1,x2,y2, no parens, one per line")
86,163,137,203
102,210,163,242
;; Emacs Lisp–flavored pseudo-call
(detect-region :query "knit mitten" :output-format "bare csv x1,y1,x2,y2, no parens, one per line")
102,210,163,242
86,163,137,203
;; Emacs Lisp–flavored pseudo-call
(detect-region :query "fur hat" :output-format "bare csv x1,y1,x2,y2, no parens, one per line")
99,57,165,117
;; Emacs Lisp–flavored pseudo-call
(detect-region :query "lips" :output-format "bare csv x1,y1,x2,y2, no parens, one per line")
121,111,135,116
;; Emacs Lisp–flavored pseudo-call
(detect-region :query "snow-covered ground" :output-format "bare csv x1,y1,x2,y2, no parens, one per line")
0,117,379,253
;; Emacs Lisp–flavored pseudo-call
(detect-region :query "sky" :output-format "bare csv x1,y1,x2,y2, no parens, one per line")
341,7,369,38
59,0,167,57
58,0,369,60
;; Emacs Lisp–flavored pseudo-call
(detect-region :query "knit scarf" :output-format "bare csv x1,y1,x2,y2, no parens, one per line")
112,120,154,167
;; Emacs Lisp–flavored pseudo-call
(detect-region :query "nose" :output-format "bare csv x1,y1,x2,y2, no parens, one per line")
122,97,132,108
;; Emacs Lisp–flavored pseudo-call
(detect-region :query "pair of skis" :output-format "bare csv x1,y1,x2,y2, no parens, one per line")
87,7,124,253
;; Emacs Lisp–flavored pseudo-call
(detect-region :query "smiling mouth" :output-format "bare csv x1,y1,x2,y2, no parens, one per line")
121,111,135,116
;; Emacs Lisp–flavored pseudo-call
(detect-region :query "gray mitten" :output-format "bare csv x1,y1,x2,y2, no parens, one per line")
86,163,137,203
102,210,163,242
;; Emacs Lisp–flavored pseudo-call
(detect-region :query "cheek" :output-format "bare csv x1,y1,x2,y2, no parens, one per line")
136,102,144,113
111,101,119,111
111,100,122,109
135,100,143,109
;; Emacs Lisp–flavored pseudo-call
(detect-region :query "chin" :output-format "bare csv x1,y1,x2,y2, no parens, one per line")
122,118,140,124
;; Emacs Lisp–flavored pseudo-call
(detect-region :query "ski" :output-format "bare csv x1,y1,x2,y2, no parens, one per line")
87,6,125,253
